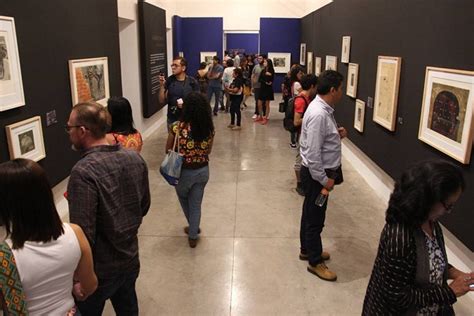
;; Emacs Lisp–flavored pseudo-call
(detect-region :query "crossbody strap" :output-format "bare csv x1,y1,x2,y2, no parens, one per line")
172,124,180,152
0,241,28,315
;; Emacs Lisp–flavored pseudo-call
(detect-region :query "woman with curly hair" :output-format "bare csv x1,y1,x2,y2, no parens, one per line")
363,160,474,315
165,92,215,248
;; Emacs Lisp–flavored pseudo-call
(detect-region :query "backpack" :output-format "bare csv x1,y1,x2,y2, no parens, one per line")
283,95,308,133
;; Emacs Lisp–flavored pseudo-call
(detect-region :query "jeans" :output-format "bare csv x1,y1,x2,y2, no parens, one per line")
175,166,210,239
230,95,243,126
299,166,328,266
76,270,139,316
207,86,223,113
290,131,298,145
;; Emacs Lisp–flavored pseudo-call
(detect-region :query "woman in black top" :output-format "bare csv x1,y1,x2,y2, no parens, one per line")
256,58,275,125
226,68,244,130
363,160,474,315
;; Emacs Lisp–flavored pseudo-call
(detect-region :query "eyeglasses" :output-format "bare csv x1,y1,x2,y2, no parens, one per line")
441,201,455,214
64,124,87,133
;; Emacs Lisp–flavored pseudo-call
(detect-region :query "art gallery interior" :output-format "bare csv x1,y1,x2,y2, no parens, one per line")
0,0,473,314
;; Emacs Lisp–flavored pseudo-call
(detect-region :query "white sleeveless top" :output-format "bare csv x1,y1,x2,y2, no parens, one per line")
6,223,81,316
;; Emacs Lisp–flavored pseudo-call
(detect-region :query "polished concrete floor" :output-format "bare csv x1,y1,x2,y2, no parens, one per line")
104,97,473,315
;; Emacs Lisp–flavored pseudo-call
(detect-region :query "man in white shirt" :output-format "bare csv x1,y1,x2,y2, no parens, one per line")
299,70,347,281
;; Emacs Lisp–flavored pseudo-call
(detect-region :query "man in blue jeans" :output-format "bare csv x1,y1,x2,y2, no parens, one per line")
207,56,224,115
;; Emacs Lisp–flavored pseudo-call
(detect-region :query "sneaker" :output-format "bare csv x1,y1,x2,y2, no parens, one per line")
184,227,201,235
232,126,241,130
188,238,198,248
290,143,297,149
252,114,258,119
307,262,337,281
227,124,235,128
295,186,305,196
299,251,330,261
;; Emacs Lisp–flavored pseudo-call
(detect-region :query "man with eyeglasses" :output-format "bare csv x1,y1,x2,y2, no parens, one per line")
159,57,199,130
66,102,150,315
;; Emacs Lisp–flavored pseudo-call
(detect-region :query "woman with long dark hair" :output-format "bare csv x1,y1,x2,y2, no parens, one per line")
0,159,97,315
106,96,143,152
196,62,209,95
165,92,215,248
256,57,275,125
363,160,474,315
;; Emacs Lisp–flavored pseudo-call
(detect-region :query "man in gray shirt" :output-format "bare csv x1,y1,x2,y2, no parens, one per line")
251,55,265,118
299,70,346,282
207,56,224,115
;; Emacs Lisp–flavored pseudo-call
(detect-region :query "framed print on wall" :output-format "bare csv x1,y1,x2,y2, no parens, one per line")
373,56,402,131
6,116,46,162
300,43,306,66
315,57,322,76
0,16,25,112
200,51,216,66
69,57,110,106
418,67,474,164
346,63,359,98
307,52,313,74
268,52,291,74
341,36,351,63
325,55,337,71
354,99,365,133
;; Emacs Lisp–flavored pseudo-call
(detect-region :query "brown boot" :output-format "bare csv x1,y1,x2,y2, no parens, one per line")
299,251,330,261
307,262,337,281
188,238,198,248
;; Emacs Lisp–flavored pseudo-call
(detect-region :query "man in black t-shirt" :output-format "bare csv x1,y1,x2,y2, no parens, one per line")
159,57,199,130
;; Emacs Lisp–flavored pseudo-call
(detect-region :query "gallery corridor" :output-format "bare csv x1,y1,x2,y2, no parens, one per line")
104,98,473,315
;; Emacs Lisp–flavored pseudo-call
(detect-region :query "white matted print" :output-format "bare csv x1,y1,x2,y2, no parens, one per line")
325,55,337,71
200,51,216,66
418,67,474,164
373,56,402,131
300,43,306,66
6,116,46,162
69,57,110,106
341,36,351,63
354,99,365,133
268,52,291,74
346,63,359,98
0,16,25,112
315,57,322,76
307,52,313,74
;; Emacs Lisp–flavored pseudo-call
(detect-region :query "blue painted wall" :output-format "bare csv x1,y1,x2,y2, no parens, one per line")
172,16,223,77
226,33,259,56
260,18,300,92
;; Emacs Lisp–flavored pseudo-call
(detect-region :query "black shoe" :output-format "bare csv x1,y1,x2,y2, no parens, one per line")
296,186,305,196
188,238,198,248
290,143,297,149
213,112,218,116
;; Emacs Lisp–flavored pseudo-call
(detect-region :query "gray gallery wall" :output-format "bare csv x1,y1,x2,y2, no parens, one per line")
301,0,474,250
0,0,122,186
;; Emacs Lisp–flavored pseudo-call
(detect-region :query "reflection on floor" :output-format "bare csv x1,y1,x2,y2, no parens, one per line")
104,97,472,315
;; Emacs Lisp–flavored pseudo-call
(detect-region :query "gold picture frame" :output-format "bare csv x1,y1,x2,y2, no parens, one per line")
69,57,110,107
346,63,359,98
6,116,46,162
354,99,365,133
315,57,322,76
341,36,351,63
325,55,337,71
307,52,313,74
373,56,402,131
418,67,474,164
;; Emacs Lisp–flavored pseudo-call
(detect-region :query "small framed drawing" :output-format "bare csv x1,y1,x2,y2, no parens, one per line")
178,51,184,57
0,16,25,112
373,56,402,131
346,63,359,98
341,36,351,63
300,43,306,66
354,99,365,133
69,57,110,106
268,52,291,73
418,67,474,164
6,116,46,162
315,57,322,76
200,51,216,65
307,52,313,74
325,55,337,71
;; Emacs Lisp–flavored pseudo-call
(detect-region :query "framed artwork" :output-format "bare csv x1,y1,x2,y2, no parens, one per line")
178,51,184,57
300,43,306,66
307,52,313,74
325,55,337,71
341,36,351,63
0,16,25,112
354,99,366,133
346,63,359,98
315,57,322,76
200,51,216,66
268,52,291,74
5,116,46,162
373,56,402,131
418,67,474,164
69,57,110,106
